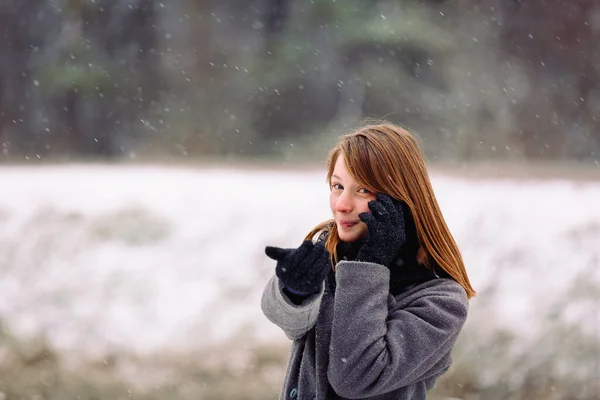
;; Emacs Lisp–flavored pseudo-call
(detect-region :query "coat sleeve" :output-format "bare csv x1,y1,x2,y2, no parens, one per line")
260,274,325,340
327,261,469,399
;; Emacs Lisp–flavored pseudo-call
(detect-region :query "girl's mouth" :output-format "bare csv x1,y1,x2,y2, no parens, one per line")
339,221,358,229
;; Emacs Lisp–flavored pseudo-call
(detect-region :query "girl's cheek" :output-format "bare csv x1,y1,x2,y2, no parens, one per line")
329,193,338,210
359,199,372,214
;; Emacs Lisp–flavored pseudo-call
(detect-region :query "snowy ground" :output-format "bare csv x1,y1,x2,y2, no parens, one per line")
0,164,598,362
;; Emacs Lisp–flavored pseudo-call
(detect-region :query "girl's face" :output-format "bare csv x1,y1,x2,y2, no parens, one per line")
329,155,376,243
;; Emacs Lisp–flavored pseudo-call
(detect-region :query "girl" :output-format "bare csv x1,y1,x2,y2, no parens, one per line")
261,123,475,399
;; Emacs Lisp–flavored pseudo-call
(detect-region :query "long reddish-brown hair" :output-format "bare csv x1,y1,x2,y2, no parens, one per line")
305,122,476,299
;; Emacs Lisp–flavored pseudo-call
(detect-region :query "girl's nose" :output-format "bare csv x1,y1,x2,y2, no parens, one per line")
335,192,353,213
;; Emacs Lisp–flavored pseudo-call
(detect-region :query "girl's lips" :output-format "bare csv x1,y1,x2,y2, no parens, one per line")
339,221,358,228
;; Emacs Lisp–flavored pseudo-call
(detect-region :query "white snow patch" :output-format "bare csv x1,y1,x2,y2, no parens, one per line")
0,165,598,358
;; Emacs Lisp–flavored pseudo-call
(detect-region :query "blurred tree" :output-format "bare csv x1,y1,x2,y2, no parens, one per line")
264,0,290,42
0,0,54,158
1,0,598,161
82,0,163,156
1,0,162,159
500,0,600,159
249,0,454,155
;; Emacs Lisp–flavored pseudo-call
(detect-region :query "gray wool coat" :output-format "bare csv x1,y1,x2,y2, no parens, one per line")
261,260,469,399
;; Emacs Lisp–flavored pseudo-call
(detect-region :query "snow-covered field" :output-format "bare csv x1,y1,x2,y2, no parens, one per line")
0,164,598,364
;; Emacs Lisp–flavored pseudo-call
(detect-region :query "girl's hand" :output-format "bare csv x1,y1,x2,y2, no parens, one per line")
357,193,406,267
265,240,330,295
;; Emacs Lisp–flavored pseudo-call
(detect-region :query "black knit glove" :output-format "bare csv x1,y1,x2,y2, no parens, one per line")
265,240,330,295
357,193,407,267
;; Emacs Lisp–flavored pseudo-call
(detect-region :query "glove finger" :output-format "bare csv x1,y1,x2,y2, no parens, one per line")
387,200,402,226
300,241,326,268
376,193,397,216
313,241,327,255
387,198,407,235
295,256,329,292
265,246,289,261
376,194,406,231
375,192,394,204
293,240,314,263
285,241,315,278
295,242,321,275
368,198,391,221
298,240,315,252
358,211,377,229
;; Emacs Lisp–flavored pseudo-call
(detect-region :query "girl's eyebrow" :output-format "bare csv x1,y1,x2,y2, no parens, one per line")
332,174,342,180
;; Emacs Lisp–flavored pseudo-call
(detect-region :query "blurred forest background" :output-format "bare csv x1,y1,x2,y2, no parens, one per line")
1,1,600,400
1,0,599,164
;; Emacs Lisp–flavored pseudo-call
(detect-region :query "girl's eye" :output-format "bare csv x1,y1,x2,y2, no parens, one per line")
358,188,371,194
332,183,343,190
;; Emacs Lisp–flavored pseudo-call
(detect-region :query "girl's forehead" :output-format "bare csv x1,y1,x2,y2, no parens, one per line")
332,159,351,176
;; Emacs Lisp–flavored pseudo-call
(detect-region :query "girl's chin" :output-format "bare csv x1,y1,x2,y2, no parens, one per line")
338,230,365,242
